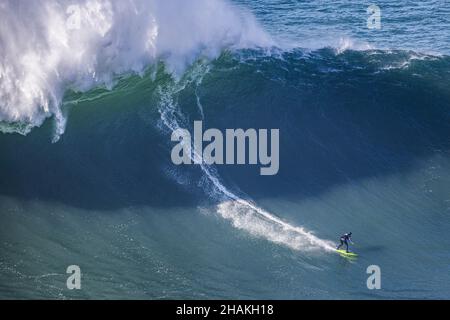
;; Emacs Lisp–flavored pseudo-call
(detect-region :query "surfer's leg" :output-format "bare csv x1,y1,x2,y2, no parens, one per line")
337,240,343,249
345,241,349,252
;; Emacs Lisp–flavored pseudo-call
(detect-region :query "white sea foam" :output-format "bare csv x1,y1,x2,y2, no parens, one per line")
0,0,273,140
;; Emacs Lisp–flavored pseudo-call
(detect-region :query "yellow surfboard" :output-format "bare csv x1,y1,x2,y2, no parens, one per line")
336,249,358,257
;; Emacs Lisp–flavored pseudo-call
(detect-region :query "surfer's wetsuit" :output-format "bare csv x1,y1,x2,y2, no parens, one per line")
336,233,352,252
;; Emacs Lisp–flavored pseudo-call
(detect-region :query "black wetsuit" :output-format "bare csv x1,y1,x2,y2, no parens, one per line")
336,234,352,252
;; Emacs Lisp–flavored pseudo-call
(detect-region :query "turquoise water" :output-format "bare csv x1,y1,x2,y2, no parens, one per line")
1,1,450,299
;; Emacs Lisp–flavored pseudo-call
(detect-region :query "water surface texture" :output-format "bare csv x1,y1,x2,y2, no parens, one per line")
0,0,449,299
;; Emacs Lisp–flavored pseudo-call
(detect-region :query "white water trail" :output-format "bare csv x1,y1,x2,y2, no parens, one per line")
156,66,335,252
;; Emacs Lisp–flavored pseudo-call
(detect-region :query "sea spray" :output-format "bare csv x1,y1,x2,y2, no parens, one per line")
0,0,272,140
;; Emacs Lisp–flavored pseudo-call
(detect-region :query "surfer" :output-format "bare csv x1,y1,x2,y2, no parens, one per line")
336,232,353,253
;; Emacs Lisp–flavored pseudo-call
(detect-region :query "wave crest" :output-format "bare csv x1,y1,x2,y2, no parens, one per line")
0,0,272,140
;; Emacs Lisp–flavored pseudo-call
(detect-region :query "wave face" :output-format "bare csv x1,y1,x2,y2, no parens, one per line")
158,48,450,251
1,48,450,299
0,0,272,139
1,0,450,299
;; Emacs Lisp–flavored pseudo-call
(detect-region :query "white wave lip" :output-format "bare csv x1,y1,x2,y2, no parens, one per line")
0,0,272,138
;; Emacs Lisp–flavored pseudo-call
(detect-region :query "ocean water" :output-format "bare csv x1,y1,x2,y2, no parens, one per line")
1,0,450,299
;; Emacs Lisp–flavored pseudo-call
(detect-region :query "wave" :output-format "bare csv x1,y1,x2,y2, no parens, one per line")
0,0,272,141
3,0,446,142
3,0,447,142
2,1,450,254
1,46,449,254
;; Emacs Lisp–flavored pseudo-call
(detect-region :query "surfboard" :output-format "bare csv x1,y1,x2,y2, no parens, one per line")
336,249,358,257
